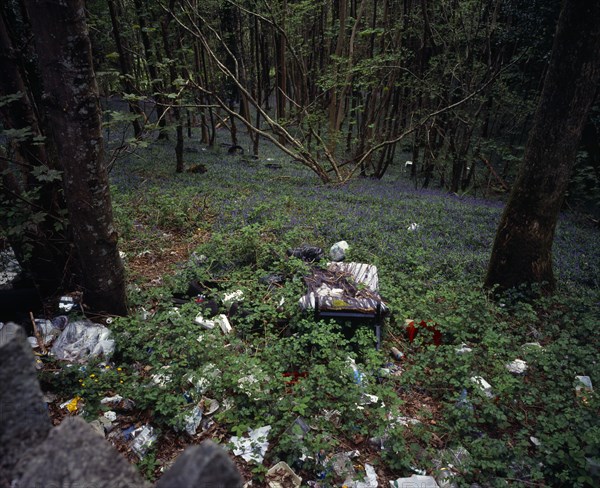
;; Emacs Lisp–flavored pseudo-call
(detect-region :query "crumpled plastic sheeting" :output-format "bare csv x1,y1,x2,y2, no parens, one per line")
347,463,378,488
299,262,388,314
51,320,115,362
131,425,157,459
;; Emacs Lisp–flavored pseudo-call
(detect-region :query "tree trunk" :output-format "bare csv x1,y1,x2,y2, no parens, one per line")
25,0,128,315
0,6,76,295
274,31,286,135
485,0,600,294
160,10,184,172
107,0,144,138
133,0,168,139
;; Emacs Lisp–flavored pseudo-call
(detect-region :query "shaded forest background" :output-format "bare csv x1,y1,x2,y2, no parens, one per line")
86,0,598,189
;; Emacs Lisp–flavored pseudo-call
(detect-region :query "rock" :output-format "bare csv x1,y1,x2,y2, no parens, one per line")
0,323,51,487
14,416,150,488
157,441,243,488
330,241,349,261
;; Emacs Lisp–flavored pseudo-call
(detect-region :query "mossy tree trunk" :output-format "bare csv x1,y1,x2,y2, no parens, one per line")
25,0,127,315
0,7,76,295
485,0,600,294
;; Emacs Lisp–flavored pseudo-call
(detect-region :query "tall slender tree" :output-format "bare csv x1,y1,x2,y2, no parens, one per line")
107,0,144,137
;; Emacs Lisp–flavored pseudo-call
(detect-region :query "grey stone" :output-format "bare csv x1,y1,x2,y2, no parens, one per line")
89,416,114,437
157,441,243,488
330,240,349,262
15,416,150,488
0,323,51,487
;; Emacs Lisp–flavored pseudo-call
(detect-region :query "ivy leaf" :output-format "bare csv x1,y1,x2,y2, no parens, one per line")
1,127,34,142
32,165,63,182
0,92,24,108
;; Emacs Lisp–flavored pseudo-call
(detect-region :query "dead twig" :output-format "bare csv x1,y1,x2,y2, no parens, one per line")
30,311,47,354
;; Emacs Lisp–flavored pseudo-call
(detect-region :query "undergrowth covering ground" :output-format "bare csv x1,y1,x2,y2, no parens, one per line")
41,130,599,487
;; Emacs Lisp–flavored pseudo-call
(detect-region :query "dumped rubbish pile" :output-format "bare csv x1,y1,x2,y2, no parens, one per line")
299,262,388,315
10,235,596,488
6,292,171,464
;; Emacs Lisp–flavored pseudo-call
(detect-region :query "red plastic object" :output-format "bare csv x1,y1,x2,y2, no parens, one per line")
283,372,308,392
406,319,442,346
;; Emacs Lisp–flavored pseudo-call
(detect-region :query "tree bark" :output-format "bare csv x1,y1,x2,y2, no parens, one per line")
133,0,168,139
0,6,75,295
107,0,144,137
25,0,127,315
161,8,184,172
485,0,600,294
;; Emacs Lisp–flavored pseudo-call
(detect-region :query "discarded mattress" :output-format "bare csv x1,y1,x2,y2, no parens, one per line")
299,262,388,314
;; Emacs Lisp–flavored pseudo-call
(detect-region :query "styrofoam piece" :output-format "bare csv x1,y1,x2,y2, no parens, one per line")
471,376,494,398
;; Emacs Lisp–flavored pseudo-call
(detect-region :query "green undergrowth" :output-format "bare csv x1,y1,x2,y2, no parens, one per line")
42,131,599,486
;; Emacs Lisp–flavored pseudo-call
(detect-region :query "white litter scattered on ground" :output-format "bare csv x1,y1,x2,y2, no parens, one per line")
223,289,244,305
390,474,439,487
505,359,528,374
151,366,173,388
131,425,157,459
195,313,216,329
455,344,473,354
184,404,203,435
230,425,271,463
346,463,378,488
103,411,117,422
471,376,494,398
101,395,123,404
214,314,233,334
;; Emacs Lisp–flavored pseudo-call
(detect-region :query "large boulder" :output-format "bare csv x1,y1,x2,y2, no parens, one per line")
156,441,243,488
15,416,151,488
0,323,51,487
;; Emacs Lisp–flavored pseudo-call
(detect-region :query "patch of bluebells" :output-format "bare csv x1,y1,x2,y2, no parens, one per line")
108,129,599,295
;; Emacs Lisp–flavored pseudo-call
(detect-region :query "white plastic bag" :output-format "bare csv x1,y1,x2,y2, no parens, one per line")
51,320,115,362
